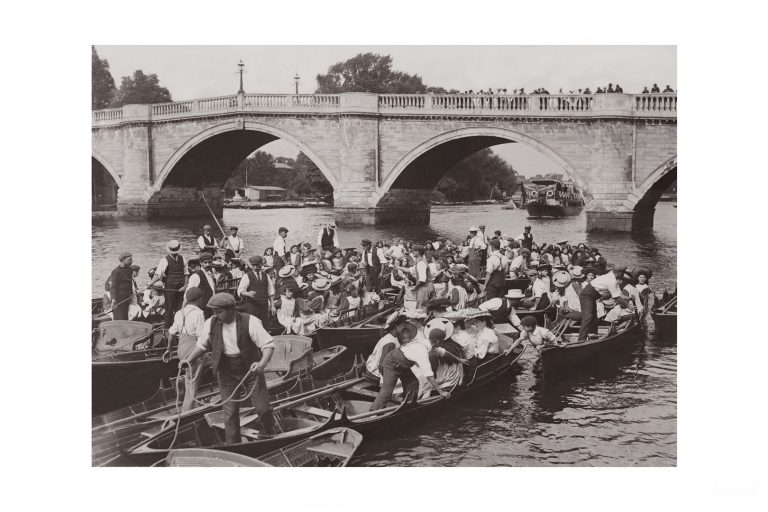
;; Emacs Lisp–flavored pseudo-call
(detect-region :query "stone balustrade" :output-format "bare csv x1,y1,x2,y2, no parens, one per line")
93,92,676,127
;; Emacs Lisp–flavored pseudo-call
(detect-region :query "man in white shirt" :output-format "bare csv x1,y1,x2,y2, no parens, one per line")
237,255,276,323
167,288,209,411
186,252,217,317
222,226,244,262
197,225,219,255
508,247,530,277
578,265,632,341
370,320,449,411
387,239,405,260
412,245,435,311
181,293,276,444
149,240,189,328
517,315,563,350
272,227,290,271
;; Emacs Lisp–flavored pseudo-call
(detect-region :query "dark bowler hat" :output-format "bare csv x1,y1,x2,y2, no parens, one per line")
361,239,372,245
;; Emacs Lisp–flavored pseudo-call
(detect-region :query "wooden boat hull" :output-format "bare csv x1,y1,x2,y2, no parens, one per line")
337,336,526,435
257,427,363,467
160,448,270,467
652,312,677,339
526,203,583,218
92,349,179,415
314,307,396,367
538,319,642,373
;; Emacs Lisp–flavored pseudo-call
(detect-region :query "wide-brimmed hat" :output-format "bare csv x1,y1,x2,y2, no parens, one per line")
424,317,455,340
311,278,332,291
569,266,585,279
278,265,296,278
211,260,227,269
167,240,181,253
552,270,572,288
478,297,503,312
505,289,525,299
329,275,343,286
631,266,653,281
468,226,479,232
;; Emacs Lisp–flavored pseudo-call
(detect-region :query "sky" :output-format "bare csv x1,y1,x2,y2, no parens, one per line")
96,45,676,176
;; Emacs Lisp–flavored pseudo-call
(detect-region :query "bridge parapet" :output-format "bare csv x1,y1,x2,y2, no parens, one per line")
92,92,676,127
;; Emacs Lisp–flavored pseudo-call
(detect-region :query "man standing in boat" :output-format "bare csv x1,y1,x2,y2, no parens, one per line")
186,253,216,318
109,251,134,321
483,239,507,299
360,239,380,293
238,255,276,324
577,265,632,341
272,227,290,271
222,226,244,263
412,245,435,311
197,225,219,256
149,240,189,329
516,226,534,250
180,292,277,444
317,222,340,252
168,288,208,412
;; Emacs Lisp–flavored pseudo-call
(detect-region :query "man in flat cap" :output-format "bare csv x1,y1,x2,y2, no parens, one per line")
577,265,632,341
360,239,380,293
186,252,216,318
272,227,290,272
237,255,276,324
484,238,506,299
197,225,219,256
149,240,189,329
109,251,134,320
181,292,276,444
222,226,244,263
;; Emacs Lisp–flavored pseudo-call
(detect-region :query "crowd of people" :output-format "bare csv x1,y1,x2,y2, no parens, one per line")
101,220,658,440
449,84,675,96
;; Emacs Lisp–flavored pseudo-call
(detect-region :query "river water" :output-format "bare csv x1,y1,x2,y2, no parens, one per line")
92,203,677,466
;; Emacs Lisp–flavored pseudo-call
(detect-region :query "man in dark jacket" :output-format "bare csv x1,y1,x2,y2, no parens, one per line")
109,251,134,320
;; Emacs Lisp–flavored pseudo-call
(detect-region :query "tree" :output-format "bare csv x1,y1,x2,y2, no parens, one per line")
109,70,172,107
92,46,115,110
436,149,518,201
316,53,428,94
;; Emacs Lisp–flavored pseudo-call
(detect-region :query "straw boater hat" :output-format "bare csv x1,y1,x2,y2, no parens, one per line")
312,278,332,292
505,289,526,299
278,265,296,278
478,297,503,311
167,240,181,254
526,269,539,278
469,226,479,232
569,266,585,279
211,260,227,269
552,270,572,288
424,317,455,340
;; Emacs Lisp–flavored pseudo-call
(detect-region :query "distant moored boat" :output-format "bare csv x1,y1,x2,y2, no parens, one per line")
521,179,585,218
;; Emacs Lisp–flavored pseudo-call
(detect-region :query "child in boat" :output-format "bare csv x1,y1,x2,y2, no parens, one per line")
276,287,301,334
517,315,563,349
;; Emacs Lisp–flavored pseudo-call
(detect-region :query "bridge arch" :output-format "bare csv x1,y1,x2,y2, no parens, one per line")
630,155,677,231
92,150,122,189
379,126,587,198
151,120,338,195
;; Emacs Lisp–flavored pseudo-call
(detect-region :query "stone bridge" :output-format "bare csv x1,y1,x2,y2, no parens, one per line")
92,91,677,231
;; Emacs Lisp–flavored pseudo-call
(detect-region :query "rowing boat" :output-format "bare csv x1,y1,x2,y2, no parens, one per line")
315,306,398,369
92,348,179,416
538,315,642,373
652,295,677,339
158,427,363,467
92,345,351,466
92,320,165,356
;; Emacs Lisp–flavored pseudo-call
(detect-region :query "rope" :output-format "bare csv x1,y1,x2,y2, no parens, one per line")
165,362,260,451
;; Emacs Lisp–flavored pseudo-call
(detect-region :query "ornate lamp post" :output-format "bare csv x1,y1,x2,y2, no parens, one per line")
238,60,245,94
294,73,300,94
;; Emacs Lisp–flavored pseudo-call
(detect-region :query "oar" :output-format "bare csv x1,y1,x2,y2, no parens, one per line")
200,193,228,239
93,295,133,319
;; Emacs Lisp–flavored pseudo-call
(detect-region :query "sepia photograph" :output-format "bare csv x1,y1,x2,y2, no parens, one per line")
91,45,677,467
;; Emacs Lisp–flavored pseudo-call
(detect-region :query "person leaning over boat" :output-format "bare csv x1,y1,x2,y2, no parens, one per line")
237,255,276,324
149,240,189,329
167,288,209,412
366,311,407,381
577,265,632,341
483,238,507,300
109,251,135,321
370,319,450,411
517,315,564,349
180,292,277,444
520,267,550,311
559,266,585,321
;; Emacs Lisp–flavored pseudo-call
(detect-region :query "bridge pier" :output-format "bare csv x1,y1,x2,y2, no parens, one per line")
585,210,634,232
334,187,432,226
